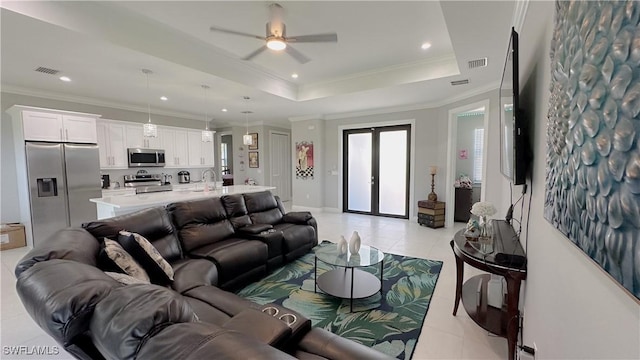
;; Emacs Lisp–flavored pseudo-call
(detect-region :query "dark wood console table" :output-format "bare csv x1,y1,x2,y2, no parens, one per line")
450,220,526,360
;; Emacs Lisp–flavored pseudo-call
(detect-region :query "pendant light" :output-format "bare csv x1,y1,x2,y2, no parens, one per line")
201,85,214,142
142,69,158,138
242,96,253,146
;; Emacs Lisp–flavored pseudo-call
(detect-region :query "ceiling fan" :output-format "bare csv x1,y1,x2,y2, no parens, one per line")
209,3,337,64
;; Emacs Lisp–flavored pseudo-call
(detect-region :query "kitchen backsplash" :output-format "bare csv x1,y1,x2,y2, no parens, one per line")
101,167,216,187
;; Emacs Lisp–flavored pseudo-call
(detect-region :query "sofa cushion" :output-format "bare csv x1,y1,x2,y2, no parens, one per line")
297,327,395,360
168,198,236,252
189,238,268,287
83,207,183,263
15,228,100,277
136,323,298,360
243,191,279,213
15,260,117,346
170,258,219,293
183,285,255,318
250,208,284,225
118,231,174,285
221,194,252,228
103,239,150,282
90,284,197,360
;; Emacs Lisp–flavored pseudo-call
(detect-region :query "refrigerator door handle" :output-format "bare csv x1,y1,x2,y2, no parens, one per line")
65,129,69,141
60,128,63,141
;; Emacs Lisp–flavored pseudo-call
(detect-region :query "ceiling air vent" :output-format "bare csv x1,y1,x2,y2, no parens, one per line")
34,66,60,75
468,58,488,69
451,79,469,86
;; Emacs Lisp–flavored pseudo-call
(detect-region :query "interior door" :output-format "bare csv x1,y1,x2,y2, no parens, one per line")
270,132,291,201
343,125,410,218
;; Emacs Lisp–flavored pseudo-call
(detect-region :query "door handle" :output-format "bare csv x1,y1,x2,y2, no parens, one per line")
65,129,69,140
60,128,63,140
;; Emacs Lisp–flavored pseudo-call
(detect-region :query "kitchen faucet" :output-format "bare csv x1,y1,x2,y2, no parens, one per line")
202,168,217,191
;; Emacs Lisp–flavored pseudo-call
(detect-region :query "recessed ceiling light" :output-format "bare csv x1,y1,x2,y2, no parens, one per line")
59,76,71,82
291,73,299,79
160,96,168,101
221,108,228,112
421,42,432,50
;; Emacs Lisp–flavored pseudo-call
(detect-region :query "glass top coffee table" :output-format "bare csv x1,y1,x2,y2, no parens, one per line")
314,244,385,312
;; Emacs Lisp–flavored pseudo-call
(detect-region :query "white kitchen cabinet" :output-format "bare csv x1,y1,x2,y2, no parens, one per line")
22,110,97,143
125,124,161,149
61,115,98,143
97,120,127,169
161,128,189,167
187,130,215,167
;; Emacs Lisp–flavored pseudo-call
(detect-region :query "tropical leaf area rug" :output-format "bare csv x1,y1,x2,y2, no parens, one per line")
235,241,443,359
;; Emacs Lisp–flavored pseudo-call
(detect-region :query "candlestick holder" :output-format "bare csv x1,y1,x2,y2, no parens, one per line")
428,173,438,201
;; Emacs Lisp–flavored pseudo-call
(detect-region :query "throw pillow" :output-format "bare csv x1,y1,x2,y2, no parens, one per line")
118,230,174,285
103,239,150,282
105,271,150,285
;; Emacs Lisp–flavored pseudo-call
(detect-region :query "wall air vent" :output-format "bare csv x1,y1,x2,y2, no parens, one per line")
34,67,60,75
451,79,469,86
468,58,488,69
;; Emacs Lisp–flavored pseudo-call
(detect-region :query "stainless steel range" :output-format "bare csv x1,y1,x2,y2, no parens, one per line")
124,172,173,194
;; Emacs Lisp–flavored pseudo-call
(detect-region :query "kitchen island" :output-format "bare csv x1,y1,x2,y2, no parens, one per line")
90,185,276,219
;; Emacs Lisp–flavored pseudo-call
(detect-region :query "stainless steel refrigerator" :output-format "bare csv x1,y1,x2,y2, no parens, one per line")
25,142,102,247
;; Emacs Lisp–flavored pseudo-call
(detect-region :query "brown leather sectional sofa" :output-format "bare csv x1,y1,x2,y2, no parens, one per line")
14,191,394,360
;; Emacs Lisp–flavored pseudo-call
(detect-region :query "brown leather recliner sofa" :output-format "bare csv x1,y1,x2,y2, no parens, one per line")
15,191,393,360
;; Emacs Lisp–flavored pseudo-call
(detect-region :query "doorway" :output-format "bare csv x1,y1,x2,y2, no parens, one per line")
218,131,233,186
270,131,291,201
342,125,411,219
445,99,490,227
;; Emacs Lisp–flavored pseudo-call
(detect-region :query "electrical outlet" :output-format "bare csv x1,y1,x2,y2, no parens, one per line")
306,194,310,199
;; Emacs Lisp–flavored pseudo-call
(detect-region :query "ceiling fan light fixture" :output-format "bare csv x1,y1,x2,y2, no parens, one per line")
267,38,287,51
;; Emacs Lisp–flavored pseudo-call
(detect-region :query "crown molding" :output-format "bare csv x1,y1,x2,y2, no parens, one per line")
324,81,500,120
512,0,530,33
2,85,203,121
288,115,325,122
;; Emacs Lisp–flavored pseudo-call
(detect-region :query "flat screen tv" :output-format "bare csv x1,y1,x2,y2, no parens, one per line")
500,27,529,185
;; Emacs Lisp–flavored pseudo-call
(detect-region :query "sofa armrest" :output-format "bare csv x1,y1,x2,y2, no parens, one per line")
223,308,292,347
238,224,273,235
282,212,313,225
296,327,395,360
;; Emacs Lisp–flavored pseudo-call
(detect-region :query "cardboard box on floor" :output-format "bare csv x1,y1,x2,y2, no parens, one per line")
1,223,26,251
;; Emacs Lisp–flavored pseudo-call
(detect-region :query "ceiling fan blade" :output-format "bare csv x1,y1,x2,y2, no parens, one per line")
285,45,310,64
210,26,265,40
287,33,338,43
243,46,268,61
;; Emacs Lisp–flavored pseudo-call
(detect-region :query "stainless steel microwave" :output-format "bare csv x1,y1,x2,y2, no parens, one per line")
127,148,165,167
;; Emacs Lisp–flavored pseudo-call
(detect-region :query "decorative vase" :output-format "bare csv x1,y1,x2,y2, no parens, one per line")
349,231,361,254
337,236,348,255
479,216,491,239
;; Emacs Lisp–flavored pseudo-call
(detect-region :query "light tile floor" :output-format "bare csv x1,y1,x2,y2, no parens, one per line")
0,211,507,359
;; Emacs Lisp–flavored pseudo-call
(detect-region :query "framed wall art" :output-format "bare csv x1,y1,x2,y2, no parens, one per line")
248,151,259,168
248,133,259,150
295,141,314,179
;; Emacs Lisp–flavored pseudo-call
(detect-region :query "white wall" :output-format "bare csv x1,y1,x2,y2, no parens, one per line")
519,2,639,358
291,119,325,209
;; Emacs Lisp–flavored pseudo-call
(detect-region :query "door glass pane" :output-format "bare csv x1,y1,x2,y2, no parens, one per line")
347,133,372,212
379,130,407,215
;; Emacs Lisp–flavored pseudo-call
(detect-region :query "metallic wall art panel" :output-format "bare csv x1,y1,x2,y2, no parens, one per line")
545,0,640,299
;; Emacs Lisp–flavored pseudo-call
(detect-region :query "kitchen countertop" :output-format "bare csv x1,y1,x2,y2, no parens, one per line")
90,185,276,210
